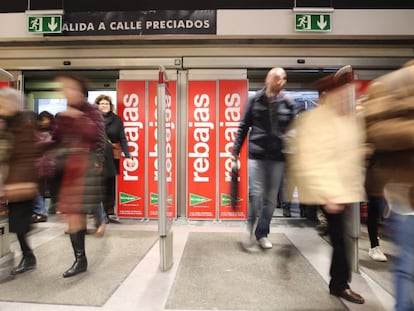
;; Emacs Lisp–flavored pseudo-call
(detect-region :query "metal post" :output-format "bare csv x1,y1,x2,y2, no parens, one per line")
157,66,173,271
343,70,360,273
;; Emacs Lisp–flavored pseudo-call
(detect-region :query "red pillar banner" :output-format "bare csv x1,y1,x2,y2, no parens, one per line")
116,80,146,218
187,81,217,219
0,82,13,88
218,80,248,219
116,79,247,220
147,81,177,219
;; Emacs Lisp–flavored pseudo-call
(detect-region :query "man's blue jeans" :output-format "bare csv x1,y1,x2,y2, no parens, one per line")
389,212,414,311
94,202,106,226
33,195,48,217
247,159,284,240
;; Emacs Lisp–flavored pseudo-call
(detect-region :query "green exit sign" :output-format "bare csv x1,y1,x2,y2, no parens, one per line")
295,13,331,32
28,15,62,33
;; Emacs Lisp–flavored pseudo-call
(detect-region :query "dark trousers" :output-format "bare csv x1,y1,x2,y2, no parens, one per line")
367,196,383,248
324,208,350,292
47,174,62,214
102,176,116,215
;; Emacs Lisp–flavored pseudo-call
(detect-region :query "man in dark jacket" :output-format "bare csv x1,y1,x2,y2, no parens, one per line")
232,67,295,251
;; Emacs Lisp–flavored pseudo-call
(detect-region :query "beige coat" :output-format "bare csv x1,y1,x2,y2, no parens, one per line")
287,95,366,205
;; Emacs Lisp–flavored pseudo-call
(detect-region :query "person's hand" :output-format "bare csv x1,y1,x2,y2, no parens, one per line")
125,158,134,168
323,197,344,214
231,154,239,162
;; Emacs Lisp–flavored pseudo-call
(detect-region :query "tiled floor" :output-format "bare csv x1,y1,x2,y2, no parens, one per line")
0,214,395,311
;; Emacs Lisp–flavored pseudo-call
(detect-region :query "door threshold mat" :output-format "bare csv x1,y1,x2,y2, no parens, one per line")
166,232,346,310
0,230,158,306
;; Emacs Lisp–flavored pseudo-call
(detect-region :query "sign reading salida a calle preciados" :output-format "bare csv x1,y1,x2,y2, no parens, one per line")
50,10,216,36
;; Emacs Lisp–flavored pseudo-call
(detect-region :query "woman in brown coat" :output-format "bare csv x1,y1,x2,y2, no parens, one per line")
0,88,39,275
53,74,105,278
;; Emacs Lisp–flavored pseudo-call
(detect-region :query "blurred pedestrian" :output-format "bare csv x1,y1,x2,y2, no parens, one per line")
0,88,39,275
291,66,366,304
31,111,56,223
384,184,414,311
0,101,11,217
361,121,388,262
366,195,388,262
36,110,59,216
53,74,105,278
94,95,133,226
283,107,308,219
232,67,295,251
362,60,414,310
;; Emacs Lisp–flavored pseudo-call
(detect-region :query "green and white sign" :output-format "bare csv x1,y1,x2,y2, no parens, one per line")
295,13,331,32
189,193,211,206
28,15,62,33
120,192,141,204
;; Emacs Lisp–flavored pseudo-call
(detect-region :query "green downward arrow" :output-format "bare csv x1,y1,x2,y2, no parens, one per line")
120,192,141,204
189,193,211,206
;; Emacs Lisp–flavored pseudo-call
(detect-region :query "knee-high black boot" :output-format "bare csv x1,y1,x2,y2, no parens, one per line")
11,234,36,275
63,229,87,278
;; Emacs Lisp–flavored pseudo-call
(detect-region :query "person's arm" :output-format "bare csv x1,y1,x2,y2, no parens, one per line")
117,116,131,158
231,96,253,160
115,115,135,168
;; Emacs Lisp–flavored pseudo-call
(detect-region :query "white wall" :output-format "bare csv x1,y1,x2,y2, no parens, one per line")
0,13,39,38
217,9,414,36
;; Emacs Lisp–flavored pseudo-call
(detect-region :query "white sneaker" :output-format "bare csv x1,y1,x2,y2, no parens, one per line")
369,246,387,262
258,237,272,249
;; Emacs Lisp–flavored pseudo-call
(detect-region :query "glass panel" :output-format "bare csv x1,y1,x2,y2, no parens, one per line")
35,98,67,115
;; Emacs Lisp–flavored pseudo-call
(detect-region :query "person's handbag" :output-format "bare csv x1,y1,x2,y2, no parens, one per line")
111,142,122,159
35,147,68,179
4,182,38,203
